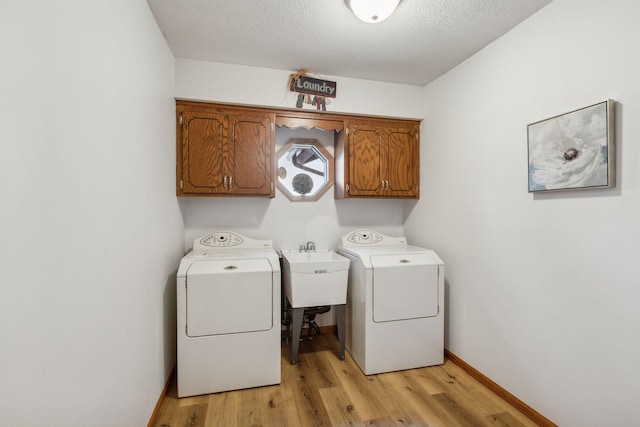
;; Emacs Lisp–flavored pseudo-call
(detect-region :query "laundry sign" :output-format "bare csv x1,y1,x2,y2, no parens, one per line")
290,75,337,98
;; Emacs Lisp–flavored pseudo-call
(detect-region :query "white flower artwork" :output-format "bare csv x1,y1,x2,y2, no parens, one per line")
527,100,615,192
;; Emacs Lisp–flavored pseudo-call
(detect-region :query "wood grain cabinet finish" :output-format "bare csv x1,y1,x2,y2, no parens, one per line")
337,119,420,199
176,101,275,197
176,101,420,199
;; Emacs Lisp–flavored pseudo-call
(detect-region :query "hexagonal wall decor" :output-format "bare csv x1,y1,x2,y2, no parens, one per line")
276,138,334,201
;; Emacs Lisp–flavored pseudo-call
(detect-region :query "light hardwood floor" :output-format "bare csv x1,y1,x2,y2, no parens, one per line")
153,333,540,427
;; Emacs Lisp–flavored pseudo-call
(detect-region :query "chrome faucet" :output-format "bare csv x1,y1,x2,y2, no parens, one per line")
305,241,316,252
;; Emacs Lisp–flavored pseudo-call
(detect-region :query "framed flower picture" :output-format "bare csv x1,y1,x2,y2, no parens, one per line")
527,100,615,192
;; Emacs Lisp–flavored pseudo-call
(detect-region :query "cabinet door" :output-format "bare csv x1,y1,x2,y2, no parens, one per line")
386,125,419,198
180,110,226,194
227,113,274,196
348,124,385,196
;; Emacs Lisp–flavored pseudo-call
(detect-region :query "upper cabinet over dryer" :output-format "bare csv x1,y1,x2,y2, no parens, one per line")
176,101,275,197
335,118,420,199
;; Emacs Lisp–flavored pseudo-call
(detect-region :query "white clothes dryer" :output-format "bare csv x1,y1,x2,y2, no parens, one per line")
176,231,281,397
338,229,444,375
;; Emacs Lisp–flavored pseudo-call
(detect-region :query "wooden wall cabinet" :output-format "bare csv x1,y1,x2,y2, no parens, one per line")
176,101,275,197
176,101,420,199
335,119,420,199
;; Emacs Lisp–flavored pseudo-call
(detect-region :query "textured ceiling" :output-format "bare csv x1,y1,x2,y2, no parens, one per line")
147,0,552,86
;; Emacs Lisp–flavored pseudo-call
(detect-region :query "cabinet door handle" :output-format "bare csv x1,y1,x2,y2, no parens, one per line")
224,176,228,188
229,176,233,188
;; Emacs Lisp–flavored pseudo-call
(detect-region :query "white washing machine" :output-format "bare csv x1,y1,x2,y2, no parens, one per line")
338,229,444,375
176,231,281,397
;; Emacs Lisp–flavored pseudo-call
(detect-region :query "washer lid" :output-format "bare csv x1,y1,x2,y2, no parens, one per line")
177,247,280,278
185,258,273,337
186,257,272,276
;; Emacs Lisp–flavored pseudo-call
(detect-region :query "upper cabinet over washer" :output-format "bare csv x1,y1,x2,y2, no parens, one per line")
176,101,275,197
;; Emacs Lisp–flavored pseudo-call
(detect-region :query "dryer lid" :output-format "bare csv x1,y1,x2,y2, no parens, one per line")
339,245,443,270
370,252,439,268
371,253,440,322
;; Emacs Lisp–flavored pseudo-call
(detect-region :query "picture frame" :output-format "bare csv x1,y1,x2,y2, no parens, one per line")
527,100,615,193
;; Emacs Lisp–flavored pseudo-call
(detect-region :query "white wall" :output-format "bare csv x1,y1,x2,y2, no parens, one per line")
405,0,640,425
0,1,184,426
176,60,419,279
182,126,406,326
175,62,422,326
181,126,406,251
176,58,424,119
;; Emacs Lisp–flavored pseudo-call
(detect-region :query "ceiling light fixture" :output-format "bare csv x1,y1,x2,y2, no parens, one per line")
344,0,402,24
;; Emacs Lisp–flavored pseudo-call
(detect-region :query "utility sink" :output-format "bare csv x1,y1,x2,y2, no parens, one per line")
282,249,350,308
